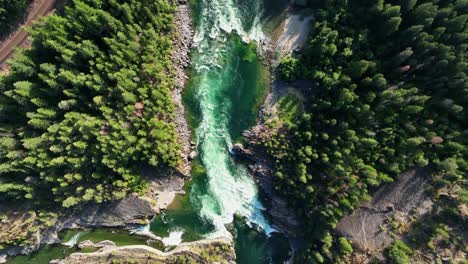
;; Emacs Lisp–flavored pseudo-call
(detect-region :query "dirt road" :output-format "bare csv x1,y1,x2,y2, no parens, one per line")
0,0,57,68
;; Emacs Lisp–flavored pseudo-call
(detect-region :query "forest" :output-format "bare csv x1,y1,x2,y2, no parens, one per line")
0,0,32,35
0,0,181,208
269,0,467,262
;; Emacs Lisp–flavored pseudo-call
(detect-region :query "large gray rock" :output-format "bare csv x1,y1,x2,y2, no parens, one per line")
0,254,7,264
66,194,157,228
336,168,433,254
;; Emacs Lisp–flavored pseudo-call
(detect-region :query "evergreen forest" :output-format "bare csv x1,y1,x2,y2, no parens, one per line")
0,0,181,208
270,0,467,262
0,0,32,34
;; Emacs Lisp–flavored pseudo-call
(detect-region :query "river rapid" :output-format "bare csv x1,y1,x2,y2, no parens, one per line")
182,0,290,262
7,1,290,263
156,0,291,262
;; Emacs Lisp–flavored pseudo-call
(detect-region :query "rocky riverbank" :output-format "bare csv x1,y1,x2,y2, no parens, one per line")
52,238,235,264
170,0,194,178
232,2,316,254
0,194,158,258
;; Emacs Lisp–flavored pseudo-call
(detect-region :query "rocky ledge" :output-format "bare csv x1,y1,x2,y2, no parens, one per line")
53,238,235,264
234,128,301,241
170,0,195,177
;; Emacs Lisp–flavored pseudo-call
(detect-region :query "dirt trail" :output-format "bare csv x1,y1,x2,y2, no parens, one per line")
0,0,58,68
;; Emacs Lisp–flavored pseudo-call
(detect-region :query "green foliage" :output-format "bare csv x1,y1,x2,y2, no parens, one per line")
241,41,258,62
385,240,413,264
266,0,467,262
278,56,300,80
0,0,32,34
338,237,353,256
0,0,181,207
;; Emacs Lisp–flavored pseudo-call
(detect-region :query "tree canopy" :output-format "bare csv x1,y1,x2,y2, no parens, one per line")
0,0,32,34
0,0,181,207
269,0,467,262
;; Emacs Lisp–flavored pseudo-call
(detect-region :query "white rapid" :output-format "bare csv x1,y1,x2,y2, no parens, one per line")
162,229,184,246
190,0,275,239
130,224,184,247
62,232,82,248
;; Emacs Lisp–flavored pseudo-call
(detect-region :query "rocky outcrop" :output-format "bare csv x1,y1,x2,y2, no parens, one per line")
0,194,158,260
77,240,116,250
63,194,157,228
336,168,433,255
59,238,236,264
0,208,47,257
236,130,301,241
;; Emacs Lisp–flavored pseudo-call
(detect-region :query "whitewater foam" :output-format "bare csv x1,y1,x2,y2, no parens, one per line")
191,0,275,239
162,229,185,246
62,232,82,248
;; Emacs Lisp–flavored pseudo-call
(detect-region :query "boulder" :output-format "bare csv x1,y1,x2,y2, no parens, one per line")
188,151,198,160
231,143,253,156
95,240,116,248
65,194,157,228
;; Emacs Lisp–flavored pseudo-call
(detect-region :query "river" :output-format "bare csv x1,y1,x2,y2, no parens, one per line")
7,0,290,263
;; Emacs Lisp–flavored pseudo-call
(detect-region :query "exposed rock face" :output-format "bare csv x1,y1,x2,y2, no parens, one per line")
62,194,157,228
232,133,301,242
0,208,45,256
60,238,236,264
0,194,158,258
336,168,433,254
